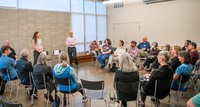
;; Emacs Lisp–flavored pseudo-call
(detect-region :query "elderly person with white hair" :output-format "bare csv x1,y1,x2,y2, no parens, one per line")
33,52,55,102
4,39,17,60
114,53,139,107
16,49,37,98
139,51,173,107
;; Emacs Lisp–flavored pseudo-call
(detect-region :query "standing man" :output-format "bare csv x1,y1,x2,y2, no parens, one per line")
66,31,79,68
4,40,17,60
137,36,150,57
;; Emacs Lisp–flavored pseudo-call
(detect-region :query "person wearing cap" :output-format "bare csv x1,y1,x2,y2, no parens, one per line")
188,42,199,65
66,31,79,68
182,40,191,51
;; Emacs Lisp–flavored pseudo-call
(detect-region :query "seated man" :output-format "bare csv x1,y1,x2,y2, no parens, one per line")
137,37,150,57
16,49,37,98
0,45,17,95
182,40,191,51
127,41,139,60
4,40,17,60
188,42,199,66
107,40,126,69
139,51,173,107
172,51,193,90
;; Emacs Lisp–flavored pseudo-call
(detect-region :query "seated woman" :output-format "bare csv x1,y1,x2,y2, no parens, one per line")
16,49,37,98
89,40,99,57
114,53,139,107
33,52,55,102
187,93,200,107
96,39,112,68
52,51,84,99
139,51,173,107
140,42,159,70
170,46,182,73
107,40,126,69
171,51,193,90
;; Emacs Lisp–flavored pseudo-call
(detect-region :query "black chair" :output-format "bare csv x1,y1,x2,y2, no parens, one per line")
54,77,77,107
81,79,110,107
1,99,23,107
31,72,49,106
0,68,20,101
15,72,33,102
114,81,140,107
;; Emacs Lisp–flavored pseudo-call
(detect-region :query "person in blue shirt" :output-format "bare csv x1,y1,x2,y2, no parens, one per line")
172,51,193,90
137,37,150,57
0,45,17,95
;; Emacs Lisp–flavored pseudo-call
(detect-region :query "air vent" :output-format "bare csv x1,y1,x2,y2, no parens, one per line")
114,2,124,8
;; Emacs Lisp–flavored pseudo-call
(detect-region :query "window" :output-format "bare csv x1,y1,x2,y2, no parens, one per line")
0,0,17,8
71,14,84,43
71,0,83,13
97,16,107,41
76,44,85,52
84,0,95,14
18,0,70,12
96,1,106,15
85,15,96,42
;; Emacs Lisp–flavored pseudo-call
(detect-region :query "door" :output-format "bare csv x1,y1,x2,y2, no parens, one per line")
113,22,140,48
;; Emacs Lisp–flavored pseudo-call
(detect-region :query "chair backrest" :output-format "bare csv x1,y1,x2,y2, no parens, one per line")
81,79,104,90
1,100,23,107
114,81,139,101
54,77,70,86
0,68,10,80
31,72,46,89
179,75,190,83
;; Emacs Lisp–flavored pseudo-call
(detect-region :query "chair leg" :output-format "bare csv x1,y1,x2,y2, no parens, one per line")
15,83,20,103
30,86,35,106
104,99,107,107
9,81,14,100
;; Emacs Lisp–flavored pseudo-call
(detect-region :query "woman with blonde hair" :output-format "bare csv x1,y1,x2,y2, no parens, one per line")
52,51,84,99
114,53,139,107
170,45,182,73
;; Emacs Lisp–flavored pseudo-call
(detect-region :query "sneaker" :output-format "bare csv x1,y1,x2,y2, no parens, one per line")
82,97,88,103
100,65,105,69
151,98,160,104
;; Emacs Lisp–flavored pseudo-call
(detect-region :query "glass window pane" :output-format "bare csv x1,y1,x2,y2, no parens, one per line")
85,15,96,42
86,43,90,52
84,0,95,14
72,14,84,43
71,0,83,13
76,44,84,52
97,16,106,41
18,0,70,12
97,2,106,15
0,0,17,8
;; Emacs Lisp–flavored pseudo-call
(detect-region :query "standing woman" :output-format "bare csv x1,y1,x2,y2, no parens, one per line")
32,31,43,66
66,31,79,68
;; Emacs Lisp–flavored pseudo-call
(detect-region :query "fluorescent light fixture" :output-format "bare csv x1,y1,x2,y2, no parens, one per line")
103,0,124,4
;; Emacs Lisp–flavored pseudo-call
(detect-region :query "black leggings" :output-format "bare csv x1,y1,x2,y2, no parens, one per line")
33,50,40,66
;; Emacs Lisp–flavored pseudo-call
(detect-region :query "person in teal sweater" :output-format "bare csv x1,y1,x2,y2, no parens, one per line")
187,93,200,107
52,51,84,96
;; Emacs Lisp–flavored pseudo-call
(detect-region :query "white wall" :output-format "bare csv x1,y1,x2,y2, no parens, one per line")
107,0,200,47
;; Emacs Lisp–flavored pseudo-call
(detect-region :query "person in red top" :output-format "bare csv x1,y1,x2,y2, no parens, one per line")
188,42,199,65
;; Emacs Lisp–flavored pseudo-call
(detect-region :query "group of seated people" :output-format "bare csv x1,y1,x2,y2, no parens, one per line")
0,45,85,103
0,37,199,107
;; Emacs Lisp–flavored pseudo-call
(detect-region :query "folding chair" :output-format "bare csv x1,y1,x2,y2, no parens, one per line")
54,77,77,107
81,79,110,107
15,72,32,103
171,75,191,101
0,68,20,101
1,98,23,107
114,81,140,107
30,72,50,107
